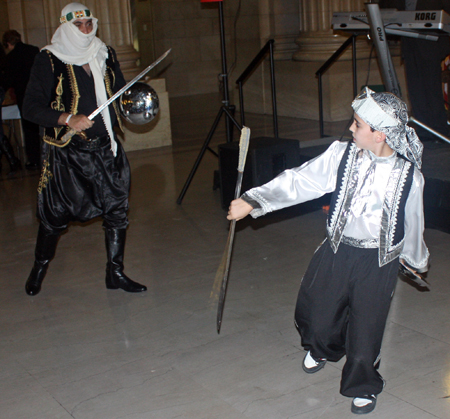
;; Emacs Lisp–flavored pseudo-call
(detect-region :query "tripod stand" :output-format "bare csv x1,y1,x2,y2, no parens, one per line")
176,0,242,205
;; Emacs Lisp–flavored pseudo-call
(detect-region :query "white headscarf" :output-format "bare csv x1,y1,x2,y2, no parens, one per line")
352,87,423,168
43,2,117,155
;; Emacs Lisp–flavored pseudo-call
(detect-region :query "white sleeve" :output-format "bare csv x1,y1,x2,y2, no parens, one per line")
400,168,429,272
244,140,347,218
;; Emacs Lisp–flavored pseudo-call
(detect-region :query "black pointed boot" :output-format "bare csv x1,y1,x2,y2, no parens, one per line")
25,225,59,296
105,228,147,292
0,135,21,175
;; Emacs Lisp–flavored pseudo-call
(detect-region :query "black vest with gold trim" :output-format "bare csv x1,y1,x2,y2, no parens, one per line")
42,46,123,147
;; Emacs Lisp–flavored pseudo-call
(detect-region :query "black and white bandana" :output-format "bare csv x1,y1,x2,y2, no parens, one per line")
352,86,423,168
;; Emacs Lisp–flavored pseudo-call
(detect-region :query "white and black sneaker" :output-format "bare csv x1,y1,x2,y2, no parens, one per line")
302,351,327,373
351,395,377,414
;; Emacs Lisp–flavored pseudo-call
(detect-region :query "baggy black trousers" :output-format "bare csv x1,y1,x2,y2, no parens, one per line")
37,136,131,234
294,240,398,397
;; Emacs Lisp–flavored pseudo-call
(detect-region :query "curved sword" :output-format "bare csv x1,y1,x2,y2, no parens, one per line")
59,48,171,145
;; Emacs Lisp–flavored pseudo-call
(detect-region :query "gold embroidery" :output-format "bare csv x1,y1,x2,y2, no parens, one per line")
105,67,123,132
51,75,65,112
43,54,82,147
67,64,80,115
108,46,117,63
48,65,80,147
45,50,54,73
113,99,123,132
37,160,53,194
43,134,72,148
51,74,65,139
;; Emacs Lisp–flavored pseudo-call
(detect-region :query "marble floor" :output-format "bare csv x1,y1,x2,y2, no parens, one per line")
1,93,450,418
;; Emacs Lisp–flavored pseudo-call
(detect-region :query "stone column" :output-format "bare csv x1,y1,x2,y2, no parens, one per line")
94,0,141,80
293,0,368,62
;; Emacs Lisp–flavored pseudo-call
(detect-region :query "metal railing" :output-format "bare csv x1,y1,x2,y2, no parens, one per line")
236,39,279,139
315,34,359,138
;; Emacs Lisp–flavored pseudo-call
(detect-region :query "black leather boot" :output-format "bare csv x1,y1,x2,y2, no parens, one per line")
105,228,147,292
0,135,21,175
25,225,59,296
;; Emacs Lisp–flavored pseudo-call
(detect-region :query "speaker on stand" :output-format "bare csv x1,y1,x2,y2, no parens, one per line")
218,137,302,208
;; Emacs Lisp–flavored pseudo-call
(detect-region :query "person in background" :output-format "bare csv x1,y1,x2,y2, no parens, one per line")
2,29,41,169
0,84,21,176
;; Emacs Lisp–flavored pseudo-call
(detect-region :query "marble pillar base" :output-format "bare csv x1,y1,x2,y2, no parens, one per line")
118,78,172,151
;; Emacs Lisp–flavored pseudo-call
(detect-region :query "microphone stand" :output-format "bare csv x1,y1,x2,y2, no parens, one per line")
177,1,241,205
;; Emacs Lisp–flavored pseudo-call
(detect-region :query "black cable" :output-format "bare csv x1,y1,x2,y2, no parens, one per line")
364,43,375,87
227,0,242,77
217,0,242,93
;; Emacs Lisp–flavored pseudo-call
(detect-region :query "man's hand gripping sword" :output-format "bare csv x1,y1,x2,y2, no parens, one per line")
58,48,171,146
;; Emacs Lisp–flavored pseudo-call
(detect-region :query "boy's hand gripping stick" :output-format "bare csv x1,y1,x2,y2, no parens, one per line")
216,126,251,334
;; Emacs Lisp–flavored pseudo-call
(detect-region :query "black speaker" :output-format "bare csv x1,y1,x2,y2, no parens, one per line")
218,137,302,209
420,143,450,234
423,177,450,234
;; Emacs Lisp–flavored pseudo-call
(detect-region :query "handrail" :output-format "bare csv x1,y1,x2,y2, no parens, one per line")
236,40,273,84
236,39,278,139
316,34,358,138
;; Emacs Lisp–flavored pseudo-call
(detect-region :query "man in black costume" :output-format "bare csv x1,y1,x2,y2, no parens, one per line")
2,30,40,169
22,2,146,296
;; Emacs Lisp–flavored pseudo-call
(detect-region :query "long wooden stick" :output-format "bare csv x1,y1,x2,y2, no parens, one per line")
216,126,251,333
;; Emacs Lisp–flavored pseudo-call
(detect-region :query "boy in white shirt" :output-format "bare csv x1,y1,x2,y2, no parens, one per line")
227,87,429,414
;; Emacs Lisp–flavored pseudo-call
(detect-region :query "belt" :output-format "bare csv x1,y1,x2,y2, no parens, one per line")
70,135,110,150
